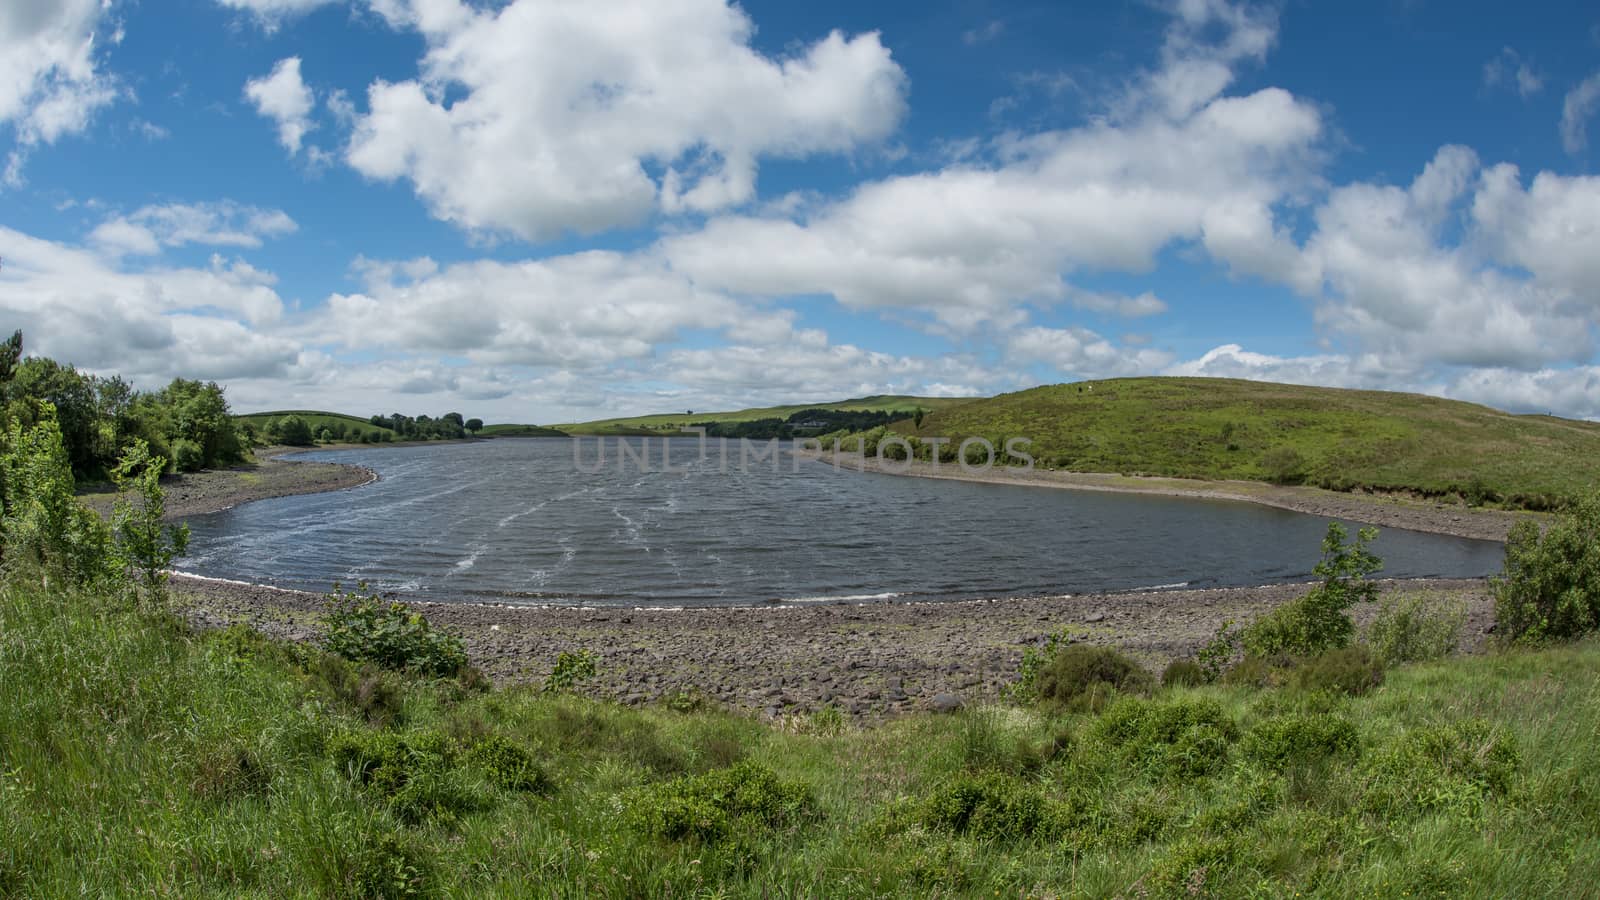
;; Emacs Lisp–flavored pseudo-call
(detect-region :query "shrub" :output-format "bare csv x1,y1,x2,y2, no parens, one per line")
329,730,481,826
625,762,815,843
1290,645,1385,696
1260,446,1306,484
1242,713,1360,768
1364,592,1466,665
542,649,597,693
322,585,469,678
1032,644,1153,709
1092,697,1239,779
918,773,1060,840
1221,654,1296,688
170,437,204,473
1493,491,1600,643
109,439,189,604
464,736,548,793
1242,523,1382,657
1363,719,1520,818
1161,658,1206,687
0,407,112,585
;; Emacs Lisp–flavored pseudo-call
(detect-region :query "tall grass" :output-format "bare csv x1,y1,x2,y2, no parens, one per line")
5,572,1600,896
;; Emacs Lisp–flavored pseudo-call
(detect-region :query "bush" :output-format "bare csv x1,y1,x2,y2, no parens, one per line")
170,438,204,473
1494,492,1600,643
1242,713,1360,768
1260,446,1306,484
1161,658,1206,687
1092,697,1239,779
1365,593,1466,665
1363,719,1520,818
110,439,189,604
0,407,112,585
625,762,815,843
1290,645,1385,696
464,736,548,793
542,649,597,693
1243,523,1382,657
322,585,469,678
918,773,1060,840
329,729,482,826
1031,644,1153,709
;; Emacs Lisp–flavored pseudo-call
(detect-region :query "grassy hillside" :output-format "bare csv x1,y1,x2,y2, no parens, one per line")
6,571,1600,896
903,377,1600,508
236,410,398,442
559,394,973,435
475,424,568,437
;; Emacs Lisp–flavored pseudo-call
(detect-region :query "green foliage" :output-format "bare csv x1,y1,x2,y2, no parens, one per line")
1494,492,1600,642
1091,697,1240,779
1030,643,1153,709
1289,645,1386,696
463,736,548,793
1260,445,1307,484
917,773,1060,840
274,414,315,447
625,761,815,843
1365,591,1467,664
1242,713,1360,768
1196,619,1240,682
0,407,111,584
329,730,483,827
542,649,597,693
1363,719,1520,818
322,585,469,677
109,439,189,603
1242,523,1382,657
1161,658,1207,687
169,437,204,472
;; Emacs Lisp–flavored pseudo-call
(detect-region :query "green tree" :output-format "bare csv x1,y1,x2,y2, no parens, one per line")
0,405,111,584
1494,492,1600,642
110,439,190,605
9,357,100,477
275,415,314,447
1242,523,1383,657
157,379,242,468
465,418,483,434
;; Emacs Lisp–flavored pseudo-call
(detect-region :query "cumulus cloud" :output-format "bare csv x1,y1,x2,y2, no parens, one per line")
1008,326,1175,378
664,3,1320,332
345,0,908,240
0,0,120,182
1560,71,1600,155
0,225,305,383
245,57,315,155
90,201,298,256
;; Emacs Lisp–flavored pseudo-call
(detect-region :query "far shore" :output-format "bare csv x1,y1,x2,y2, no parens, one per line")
805,450,1526,543
78,448,377,521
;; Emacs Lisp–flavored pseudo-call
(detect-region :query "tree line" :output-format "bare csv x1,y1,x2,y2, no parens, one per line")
0,330,243,480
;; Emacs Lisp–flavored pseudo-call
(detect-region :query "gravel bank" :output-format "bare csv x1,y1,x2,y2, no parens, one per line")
79,452,376,520
174,574,1495,720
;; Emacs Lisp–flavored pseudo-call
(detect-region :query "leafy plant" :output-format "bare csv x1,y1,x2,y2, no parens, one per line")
625,762,815,843
1161,658,1206,687
1290,645,1386,696
541,649,597,694
322,585,469,677
1242,523,1382,657
1493,491,1600,643
1364,592,1466,665
109,439,189,604
0,406,111,585
463,736,548,793
1030,644,1153,710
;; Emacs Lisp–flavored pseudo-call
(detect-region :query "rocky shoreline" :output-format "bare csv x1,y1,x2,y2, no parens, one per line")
79,451,377,520
174,573,1496,719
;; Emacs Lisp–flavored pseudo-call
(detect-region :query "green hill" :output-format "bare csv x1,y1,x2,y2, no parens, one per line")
476,424,568,437
558,394,972,435
901,377,1600,508
235,410,398,443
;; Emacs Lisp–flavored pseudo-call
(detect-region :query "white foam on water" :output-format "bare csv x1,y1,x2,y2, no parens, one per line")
779,591,905,604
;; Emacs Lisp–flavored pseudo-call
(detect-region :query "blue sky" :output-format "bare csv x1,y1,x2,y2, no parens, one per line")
2,0,1598,422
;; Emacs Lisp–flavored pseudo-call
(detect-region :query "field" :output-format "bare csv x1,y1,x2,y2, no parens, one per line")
5,572,1600,897
235,410,398,443
904,377,1600,507
557,394,972,435
474,424,568,437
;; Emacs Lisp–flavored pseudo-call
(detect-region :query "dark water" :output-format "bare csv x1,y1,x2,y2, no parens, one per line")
176,438,1505,606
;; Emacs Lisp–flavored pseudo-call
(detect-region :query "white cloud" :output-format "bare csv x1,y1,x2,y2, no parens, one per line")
90,201,298,256
1008,326,1175,377
664,5,1321,332
1164,344,1389,389
1069,288,1168,318
1560,71,1600,155
0,0,120,182
345,0,908,240
962,20,1005,46
213,0,342,30
245,57,315,155
1483,47,1543,98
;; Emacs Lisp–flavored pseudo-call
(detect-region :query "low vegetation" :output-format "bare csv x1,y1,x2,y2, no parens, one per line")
900,376,1600,509
557,394,967,435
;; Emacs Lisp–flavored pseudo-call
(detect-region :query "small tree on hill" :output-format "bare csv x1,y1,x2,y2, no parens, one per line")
465,418,483,434
275,415,314,447
1242,522,1382,657
110,439,189,606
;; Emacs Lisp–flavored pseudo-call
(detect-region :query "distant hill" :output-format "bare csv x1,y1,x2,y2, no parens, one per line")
235,410,398,443
475,424,568,437
558,395,973,435
901,377,1600,508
